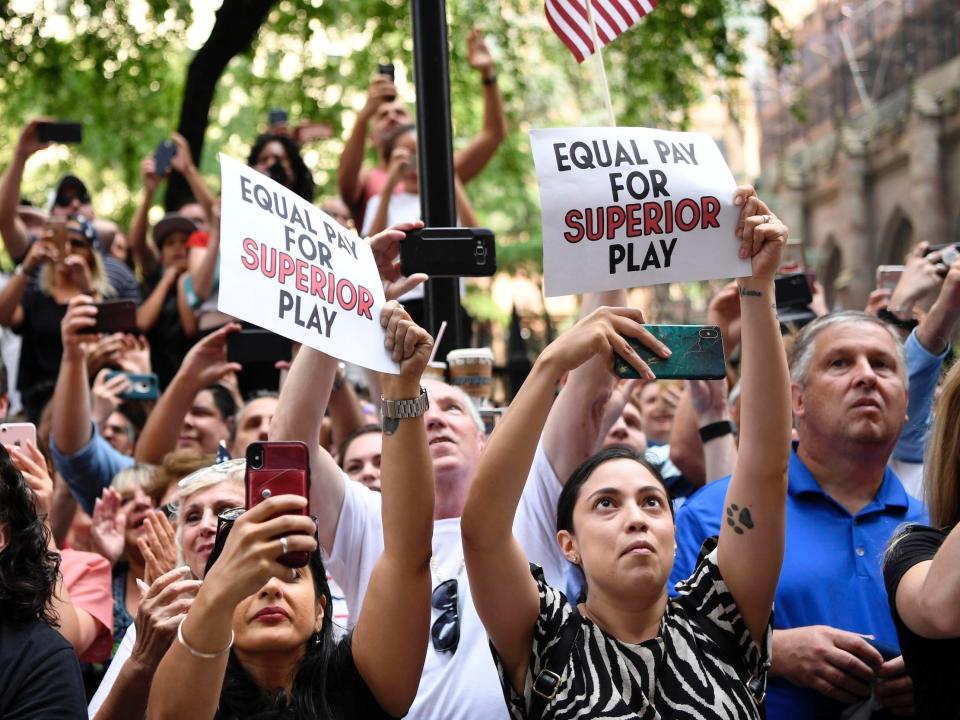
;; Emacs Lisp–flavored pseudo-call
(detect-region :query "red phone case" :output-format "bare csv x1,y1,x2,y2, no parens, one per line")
245,441,311,567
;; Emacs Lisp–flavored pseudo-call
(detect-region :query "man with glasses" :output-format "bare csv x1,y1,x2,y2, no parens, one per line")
0,119,141,301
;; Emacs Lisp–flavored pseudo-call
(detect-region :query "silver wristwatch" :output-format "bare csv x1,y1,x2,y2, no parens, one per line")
380,388,429,435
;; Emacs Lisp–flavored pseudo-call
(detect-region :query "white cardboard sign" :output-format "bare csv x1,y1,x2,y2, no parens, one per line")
530,127,751,297
218,154,398,374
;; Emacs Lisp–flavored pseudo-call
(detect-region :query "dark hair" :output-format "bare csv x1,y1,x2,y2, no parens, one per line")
557,445,674,537
0,445,60,626
382,123,417,162
247,133,315,202
216,549,338,718
204,384,238,423
0,362,8,398
338,424,382,468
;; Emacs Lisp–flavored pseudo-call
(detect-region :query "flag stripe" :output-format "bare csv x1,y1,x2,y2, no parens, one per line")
556,0,596,49
604,0,635,27
545,0,655,62
592,1,624,39
545,1,591,61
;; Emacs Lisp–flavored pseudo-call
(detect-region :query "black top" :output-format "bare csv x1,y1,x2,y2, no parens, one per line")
213,634,397,720
142,266,191,388
883,524,960,720
492,539,770,719
13,287,67,418
0,619,86,719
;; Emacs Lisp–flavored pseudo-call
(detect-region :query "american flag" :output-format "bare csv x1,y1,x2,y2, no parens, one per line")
545,0,657,63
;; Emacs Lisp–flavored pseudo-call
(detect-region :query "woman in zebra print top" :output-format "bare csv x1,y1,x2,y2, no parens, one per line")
461,186,792,720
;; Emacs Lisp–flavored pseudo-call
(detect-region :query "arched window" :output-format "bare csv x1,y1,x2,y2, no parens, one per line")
880,208,915,264
819,236,843,310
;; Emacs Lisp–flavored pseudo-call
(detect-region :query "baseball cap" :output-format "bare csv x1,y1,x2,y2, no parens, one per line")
153,212,197,246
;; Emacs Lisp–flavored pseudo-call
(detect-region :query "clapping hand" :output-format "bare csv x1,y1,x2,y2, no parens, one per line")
90,487,127,567
139,512,179,585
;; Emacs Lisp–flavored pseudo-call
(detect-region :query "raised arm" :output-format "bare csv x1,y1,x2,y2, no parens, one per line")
187,200,220,301
351,303,434,717
170,132,216,216
269,345,342,553
462,306,669,693
338,75,396,215
542,289,627,484
129,156,162,278
453,28,507,184
52,296,97,455
134,323,241,464
716,188,791,645
0,119,50,262
364,148,408,237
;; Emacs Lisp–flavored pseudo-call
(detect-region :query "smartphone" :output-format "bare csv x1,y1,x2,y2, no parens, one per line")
775,272,814,308
245,441,311,568
0,423,37,451
106,371,159,401
401,227,497,278
614,325,726,380
45,216,68,257
876,265,905,291
780,237,806,271
37,121,83,144
227,329,293,365
153,139,177,177
267,108,288,126
377,63,395,82
79,300,138,335
942,244,960,267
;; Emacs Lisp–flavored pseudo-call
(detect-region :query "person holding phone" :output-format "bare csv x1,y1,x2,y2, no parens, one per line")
337,27,506,230
0,215,115,421
146,302,435,719
459,189,790,719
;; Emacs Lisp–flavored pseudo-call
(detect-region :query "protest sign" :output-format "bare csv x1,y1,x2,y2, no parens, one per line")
530,127,751,297
218,154,398,374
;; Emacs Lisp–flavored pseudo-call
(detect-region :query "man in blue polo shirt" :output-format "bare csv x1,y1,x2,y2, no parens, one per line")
672,311,926,719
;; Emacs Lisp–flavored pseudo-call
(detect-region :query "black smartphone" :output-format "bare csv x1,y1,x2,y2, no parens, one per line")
154,139,177,177
401,227,496,278
614,325,726,380
268,108,288,126
37,121,83,144
775,272,813,308
79,300,138,335
227,329,293,365
377,63,395,82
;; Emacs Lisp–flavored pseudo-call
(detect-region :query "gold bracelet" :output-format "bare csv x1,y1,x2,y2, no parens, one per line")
177,616,234,659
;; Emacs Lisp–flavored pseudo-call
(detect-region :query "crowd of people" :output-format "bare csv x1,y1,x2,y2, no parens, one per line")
1,29,960,720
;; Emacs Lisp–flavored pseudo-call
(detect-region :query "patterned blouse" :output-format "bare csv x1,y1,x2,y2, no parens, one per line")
491,540,771,719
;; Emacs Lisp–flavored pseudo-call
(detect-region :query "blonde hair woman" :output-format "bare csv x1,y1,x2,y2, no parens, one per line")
0,215,114,421
883,360,960,718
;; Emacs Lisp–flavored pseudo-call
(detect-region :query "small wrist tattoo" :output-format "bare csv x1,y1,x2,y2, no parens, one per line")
738,285,764,298
725,504,755,535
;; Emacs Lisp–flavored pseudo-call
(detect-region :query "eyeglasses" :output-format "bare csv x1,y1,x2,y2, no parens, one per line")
54,191,90,208
431,579,460,654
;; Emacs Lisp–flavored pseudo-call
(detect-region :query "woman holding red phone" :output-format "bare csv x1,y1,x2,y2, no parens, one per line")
0,214,114,421
147,302,435,719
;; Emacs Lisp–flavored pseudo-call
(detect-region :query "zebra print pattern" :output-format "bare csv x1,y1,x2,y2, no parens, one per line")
492,542,771,719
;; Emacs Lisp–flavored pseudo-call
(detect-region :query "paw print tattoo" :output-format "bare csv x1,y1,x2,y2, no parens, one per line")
725,504,755,535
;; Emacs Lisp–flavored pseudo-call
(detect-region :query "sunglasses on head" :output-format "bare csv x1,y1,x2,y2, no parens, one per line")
54,191,91,208
431,579,460,654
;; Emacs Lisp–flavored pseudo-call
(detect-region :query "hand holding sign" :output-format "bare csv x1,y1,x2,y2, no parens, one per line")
733,186,788,282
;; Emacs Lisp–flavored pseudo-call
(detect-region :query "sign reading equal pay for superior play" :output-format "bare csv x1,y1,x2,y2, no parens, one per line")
530,127,751,297
218,154,399,374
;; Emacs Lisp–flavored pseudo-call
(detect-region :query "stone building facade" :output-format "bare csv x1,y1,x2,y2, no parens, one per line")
758,0,960,308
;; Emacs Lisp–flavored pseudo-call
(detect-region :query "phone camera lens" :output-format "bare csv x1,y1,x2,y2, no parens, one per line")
251,451,263,469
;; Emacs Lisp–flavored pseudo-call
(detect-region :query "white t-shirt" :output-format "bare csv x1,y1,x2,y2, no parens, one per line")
325,439,566,720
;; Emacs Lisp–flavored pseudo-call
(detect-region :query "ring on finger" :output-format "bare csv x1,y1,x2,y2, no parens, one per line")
279,536,289,555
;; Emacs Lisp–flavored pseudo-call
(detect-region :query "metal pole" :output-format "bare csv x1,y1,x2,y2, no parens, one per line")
411,0,463,354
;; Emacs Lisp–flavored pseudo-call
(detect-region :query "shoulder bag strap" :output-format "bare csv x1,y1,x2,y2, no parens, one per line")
527,607,582,720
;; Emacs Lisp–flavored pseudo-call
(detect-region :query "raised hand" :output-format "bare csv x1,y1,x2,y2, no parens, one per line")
22,236,60,274
467,27,494,74
176,322,242,390
9,441,53,521
733,185,788,281
201,495,318,606
141,155,162,194
685,378,729,424
60,295,97,363
368,220,429,301
91,368,131,427
539,306,671,380
169,132,196,175
379,301,434,389
130,566,202,668
138,512,179,585
15,118,53,160
63,253,94,294
118,334,152,375
362,74,399,121
90,487,128,566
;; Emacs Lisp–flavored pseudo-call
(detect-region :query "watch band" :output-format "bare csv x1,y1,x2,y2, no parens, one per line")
698,420,735,443
381,388,429,435
878,307,919,331
482,73,498,86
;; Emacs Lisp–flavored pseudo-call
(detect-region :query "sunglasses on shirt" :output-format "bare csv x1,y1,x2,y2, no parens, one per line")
431,578,460,654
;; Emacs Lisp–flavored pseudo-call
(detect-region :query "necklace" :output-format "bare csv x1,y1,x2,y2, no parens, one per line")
429,544,465,584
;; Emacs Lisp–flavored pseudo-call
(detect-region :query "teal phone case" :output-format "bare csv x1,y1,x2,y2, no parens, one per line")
614,325,726,380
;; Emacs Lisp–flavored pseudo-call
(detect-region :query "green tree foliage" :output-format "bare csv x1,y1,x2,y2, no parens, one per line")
0,0,786,273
